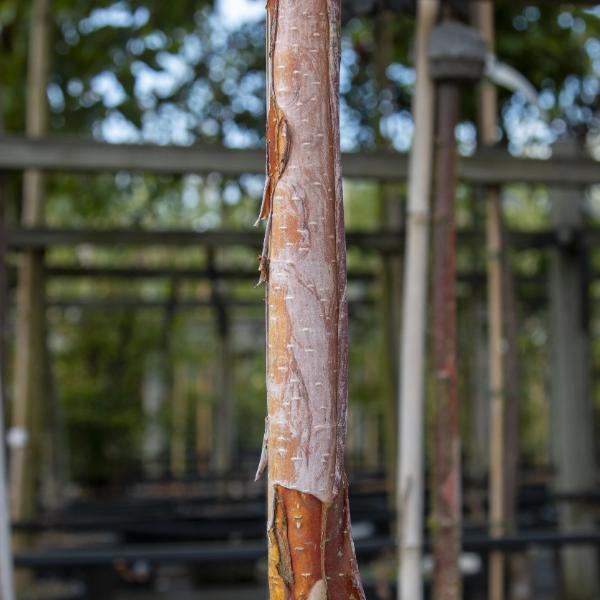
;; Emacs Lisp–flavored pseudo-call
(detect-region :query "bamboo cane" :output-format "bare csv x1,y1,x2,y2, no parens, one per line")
0,176,14,600
472,4,506,600
397,2,439,598
11,0,51,530
255,1,365,597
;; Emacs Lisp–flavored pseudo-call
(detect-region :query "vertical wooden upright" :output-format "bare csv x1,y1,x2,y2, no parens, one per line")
209,250,235,477
472,4,506,599
213,312,234,476
0,169,15,600
549,140,599,600
11,0,52,527
170,364,188,477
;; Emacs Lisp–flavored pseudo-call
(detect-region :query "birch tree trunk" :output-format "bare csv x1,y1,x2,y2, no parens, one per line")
255,2,365,598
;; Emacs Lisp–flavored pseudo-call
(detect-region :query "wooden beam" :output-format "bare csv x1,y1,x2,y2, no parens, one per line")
548,141,599,600
44,265,376,282
42,297,375,310
3,226,573,252
0,135,598,185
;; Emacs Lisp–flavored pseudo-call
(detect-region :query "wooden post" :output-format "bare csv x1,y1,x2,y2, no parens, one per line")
10,0,51,528
208,248,235,477
374,9,402,501
486,188,506,600
195,388,212,474
256,1,366,597
397,2,439,598
212,311,234,476
471,4,508,599
469,298,489,487
548,139,599,600
145,281,177,477
170,364,188,478
0,169,15,600
142,352,168,477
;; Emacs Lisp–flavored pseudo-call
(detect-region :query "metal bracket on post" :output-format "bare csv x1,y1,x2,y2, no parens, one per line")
429,20,487,83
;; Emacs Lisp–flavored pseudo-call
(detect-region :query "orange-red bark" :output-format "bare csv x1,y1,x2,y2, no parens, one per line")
256,1,365,598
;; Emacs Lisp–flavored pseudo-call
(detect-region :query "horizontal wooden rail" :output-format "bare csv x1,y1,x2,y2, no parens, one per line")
0,135,599,184
13,531,600,567
5,226,579,252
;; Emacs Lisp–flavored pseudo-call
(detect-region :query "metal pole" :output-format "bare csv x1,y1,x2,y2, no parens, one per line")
430,81,462,600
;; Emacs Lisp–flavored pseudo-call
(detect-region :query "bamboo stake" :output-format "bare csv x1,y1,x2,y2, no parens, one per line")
0,174,15,600
473,4,506,599
397,1,438,598
0,388,13,600
11,0,51,527
255,1,365,597
430,81,462,600
486,188,505,600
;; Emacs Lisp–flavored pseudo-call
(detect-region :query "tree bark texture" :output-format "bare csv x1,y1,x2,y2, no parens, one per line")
255,2,365,599
430,82,462,600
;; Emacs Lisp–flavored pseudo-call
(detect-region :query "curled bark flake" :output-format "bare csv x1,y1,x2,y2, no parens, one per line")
269,487,295,590
255,416,270,481
307,580,327,600
255,0,292,285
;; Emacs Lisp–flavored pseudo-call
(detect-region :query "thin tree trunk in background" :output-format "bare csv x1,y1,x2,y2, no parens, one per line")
11,0,51,529
256,1,365,597
430,82,462,600
397,2,438,598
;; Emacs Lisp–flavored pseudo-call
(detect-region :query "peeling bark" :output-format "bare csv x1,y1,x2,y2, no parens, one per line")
256,1,365,598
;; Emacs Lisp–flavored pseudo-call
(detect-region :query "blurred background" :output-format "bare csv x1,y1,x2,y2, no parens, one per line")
1,0,600,599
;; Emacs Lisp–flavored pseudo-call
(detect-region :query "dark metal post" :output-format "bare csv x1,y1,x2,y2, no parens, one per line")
428,20,486,600
430,80,461,600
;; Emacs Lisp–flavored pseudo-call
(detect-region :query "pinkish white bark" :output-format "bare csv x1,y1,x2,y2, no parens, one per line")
255,1,365,598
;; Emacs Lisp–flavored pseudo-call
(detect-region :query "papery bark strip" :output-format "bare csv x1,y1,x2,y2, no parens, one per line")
255,1,365,598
